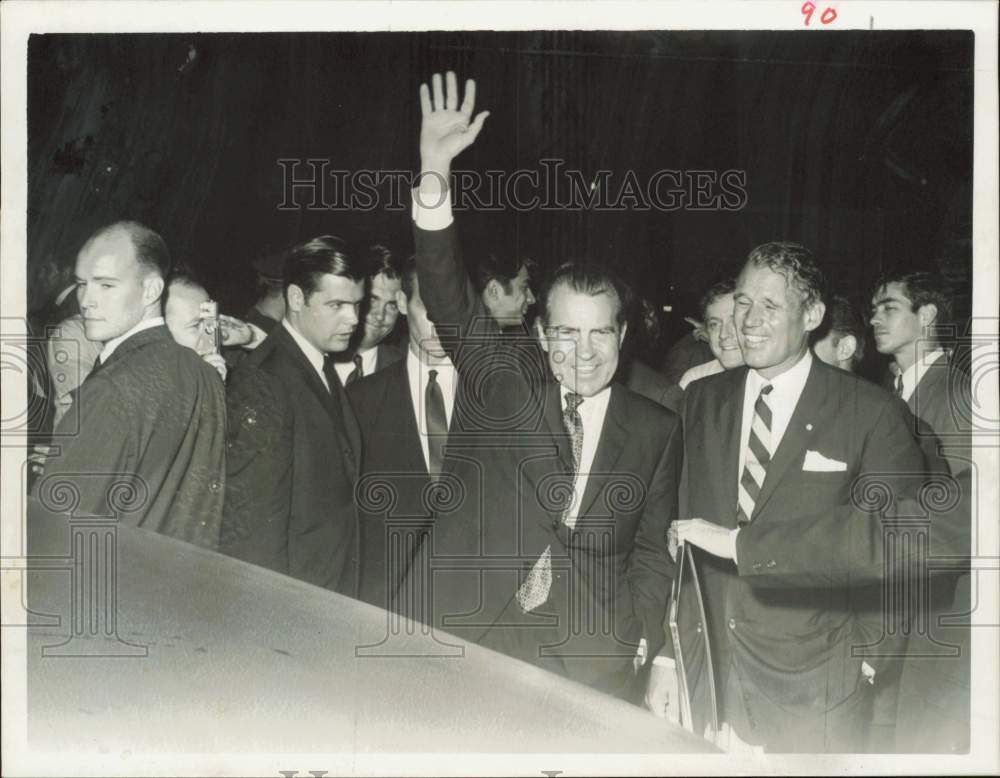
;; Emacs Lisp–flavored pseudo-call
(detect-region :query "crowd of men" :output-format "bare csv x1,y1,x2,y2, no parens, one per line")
28,72,972,755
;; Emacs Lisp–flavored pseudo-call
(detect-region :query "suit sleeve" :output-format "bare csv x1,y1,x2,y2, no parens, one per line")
628,415,682,657
734,395,931,588
39,373,139,518
220,365,293,573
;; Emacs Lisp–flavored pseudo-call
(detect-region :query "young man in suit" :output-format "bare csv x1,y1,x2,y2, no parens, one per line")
332,243,406,386
870,269,971,753
38,221,226,550
665,242,928,752
347,256,457,609
221,236,365,596
403,72,681,701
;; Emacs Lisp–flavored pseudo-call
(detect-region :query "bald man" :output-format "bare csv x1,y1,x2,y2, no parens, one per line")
37,221,226,549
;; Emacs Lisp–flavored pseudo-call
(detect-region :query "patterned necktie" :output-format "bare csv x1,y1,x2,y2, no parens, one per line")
424,368,448,479
893,374,904,397
736,383,773,526
345,353,364,386
560,392,585,529
517,391,585,613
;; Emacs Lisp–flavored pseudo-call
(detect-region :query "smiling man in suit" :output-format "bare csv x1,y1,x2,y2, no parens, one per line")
221,235,365,596
669,242,928,752
347,255,458,609
402,72,681,701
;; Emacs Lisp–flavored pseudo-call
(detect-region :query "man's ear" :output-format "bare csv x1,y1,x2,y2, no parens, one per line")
535,319,549,352
395,289,409,317
287,283,305,313
142,275,165,307
837,334,858,364
485,278,503,302
918,303,939,329
803,300,826,333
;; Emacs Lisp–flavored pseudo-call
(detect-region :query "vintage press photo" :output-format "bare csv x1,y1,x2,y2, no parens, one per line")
2,1,998,776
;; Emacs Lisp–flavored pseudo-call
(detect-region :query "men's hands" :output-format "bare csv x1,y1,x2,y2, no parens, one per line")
202,352,228,382
645,660,681,726
675,518,736,561
419,71,489,176
219,315,253,347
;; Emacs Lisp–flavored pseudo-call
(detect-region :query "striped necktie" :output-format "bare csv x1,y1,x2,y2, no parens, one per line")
736,383,773,526
893,373,904,397
345,353,364,386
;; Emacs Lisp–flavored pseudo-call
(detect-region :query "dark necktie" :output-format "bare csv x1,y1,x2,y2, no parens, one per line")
425,368,448,479
736,383,773,526
560,392,585,529
893,374,904,397
345,353,364,386
81,356,105,385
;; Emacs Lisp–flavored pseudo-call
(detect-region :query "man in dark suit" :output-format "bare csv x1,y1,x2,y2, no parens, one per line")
332,243,406,386
870,269,971,753
221,236,365,596
244,249,286,334
403,72,681,701
347,256,458,610
666,242,928,752
38,221,226,550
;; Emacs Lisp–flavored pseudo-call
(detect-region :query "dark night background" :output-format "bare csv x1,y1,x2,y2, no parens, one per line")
26,31,973,370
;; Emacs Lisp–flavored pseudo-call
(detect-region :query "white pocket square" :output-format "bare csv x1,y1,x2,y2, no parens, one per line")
802,450,847,472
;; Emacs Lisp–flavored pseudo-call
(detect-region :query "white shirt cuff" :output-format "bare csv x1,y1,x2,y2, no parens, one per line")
730,527,740,565
652,654,676,669
411,174,453,231
244,322,268,350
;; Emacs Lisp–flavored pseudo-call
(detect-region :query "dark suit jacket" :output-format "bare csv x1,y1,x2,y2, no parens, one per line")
682,358,928,748
618,358,682,414
346,354,456,609
221,324,362,596
407,222,681,695
906,353,972,477
39,325,226,549
244,306,280,334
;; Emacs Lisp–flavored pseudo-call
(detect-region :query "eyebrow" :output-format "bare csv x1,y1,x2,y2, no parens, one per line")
873,295,906,307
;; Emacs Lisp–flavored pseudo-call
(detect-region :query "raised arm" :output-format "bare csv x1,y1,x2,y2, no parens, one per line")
413,72,492,354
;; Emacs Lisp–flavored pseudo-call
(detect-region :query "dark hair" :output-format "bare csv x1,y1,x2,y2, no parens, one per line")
745,242,826,308
470,248,535,295
90,220,172,279
539,261,633,329
699,278,737,322
362,243,401,282
399,254,419,301
811,294,865,366
161,269,208,315
872,269,952,329
283,235,361,302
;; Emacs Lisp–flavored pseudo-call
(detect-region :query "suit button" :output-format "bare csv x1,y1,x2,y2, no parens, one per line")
728,618,736,630
752,562,761,571
766,559,776,568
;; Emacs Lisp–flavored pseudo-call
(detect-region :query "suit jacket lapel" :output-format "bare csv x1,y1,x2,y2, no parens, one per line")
273,327,342,424
753,360,824,517
711,368,747,529
540,379,574,473
576,384,628,520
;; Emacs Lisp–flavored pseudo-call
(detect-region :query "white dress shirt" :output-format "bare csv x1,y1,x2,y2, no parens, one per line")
561,384,612,526
406,347,457,471
282,318,330,391
738,349,813,478
99,316,165,363
894,348,946,402
412,174,454,231
333,345,379,385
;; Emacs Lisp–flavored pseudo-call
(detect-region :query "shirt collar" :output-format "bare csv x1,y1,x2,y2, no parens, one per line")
560,382,612,419
899,348,947,401
282,318,326,378
406,344,455,376
99,317,164,363
748,348,813,396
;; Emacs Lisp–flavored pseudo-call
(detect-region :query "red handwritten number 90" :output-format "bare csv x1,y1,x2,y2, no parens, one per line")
802,1,837,25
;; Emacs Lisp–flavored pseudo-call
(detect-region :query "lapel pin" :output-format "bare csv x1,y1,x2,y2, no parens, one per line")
805,423,813,431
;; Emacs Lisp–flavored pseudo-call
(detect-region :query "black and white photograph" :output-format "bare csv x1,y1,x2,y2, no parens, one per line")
2,1,998,775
